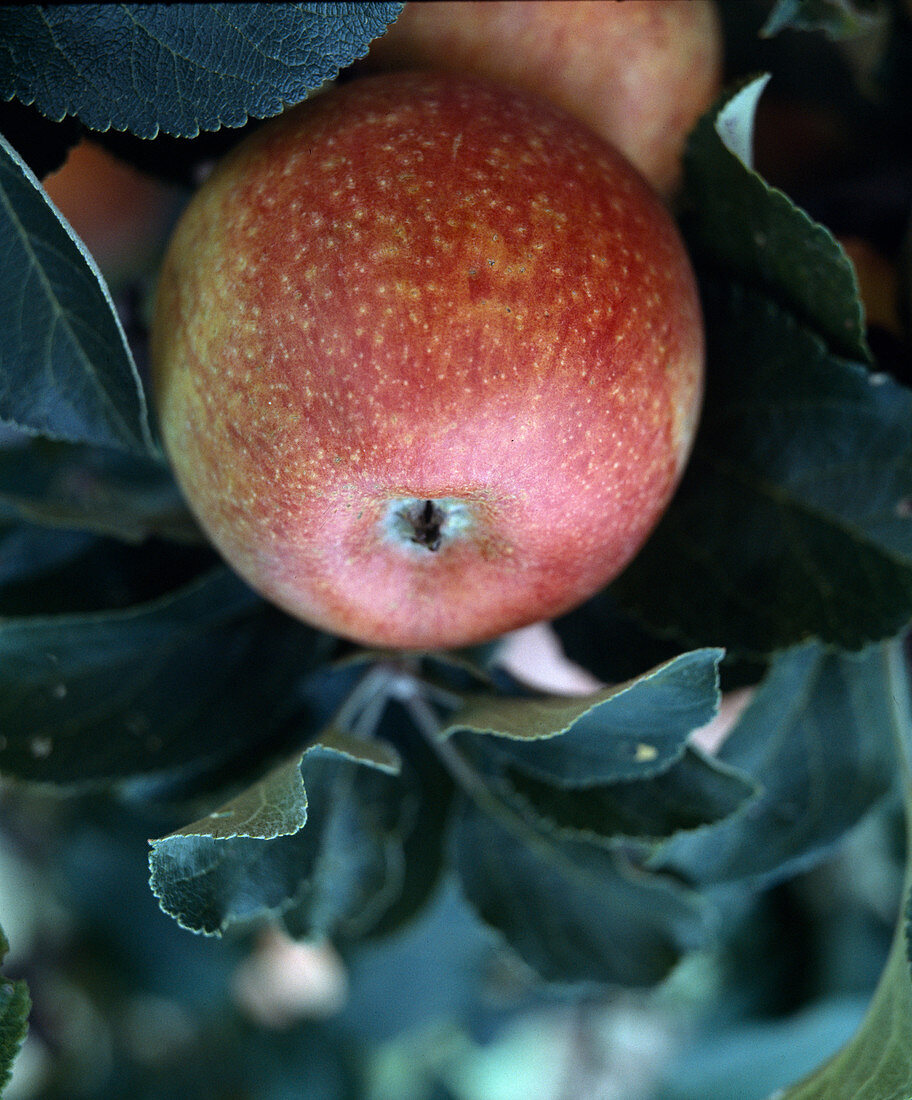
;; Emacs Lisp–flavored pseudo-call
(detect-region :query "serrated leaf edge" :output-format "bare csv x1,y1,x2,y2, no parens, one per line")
0,131,159,456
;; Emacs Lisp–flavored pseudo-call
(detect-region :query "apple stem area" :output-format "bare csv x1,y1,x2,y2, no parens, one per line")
383,497,475,554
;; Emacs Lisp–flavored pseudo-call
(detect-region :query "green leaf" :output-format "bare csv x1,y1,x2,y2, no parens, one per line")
0,3,404,139
683,74,869,362
0,924,29,1095
453,793,708,987
150,738,409,937
0,567,332,787
762,0,886,40
0,132,156,455
653,641,897,889
778,639,912,1098
165,755,311,843
505,746,757,845
0,437,199,544
448,649,722,784
613,282,912,657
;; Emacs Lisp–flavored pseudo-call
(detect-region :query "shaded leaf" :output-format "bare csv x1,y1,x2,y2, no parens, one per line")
653,641,897,889
0,521,96,591
683,74,869,362
778,929,912,1098
148,831,304,937
0,4,404,139
358,700,456,940
0,437,199,544
0,923,29,1094
151,740,410,937
0,132,155,454
656,997,872,1100
778,639,912,1097
0,520,215,619
453,793,708,987
613,282,912,657
0,567,332,787
448,649,722,785
280,744,414,942
506,746,757,845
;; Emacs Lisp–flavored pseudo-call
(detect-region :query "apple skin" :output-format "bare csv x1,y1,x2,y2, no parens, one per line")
355,1,723,197
150,72,704,650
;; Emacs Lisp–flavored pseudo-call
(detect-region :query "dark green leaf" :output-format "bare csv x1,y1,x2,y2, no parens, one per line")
614,282,912,657
359,702,456,940
0,437,199,544
0,567,332,787
150,739,409,937
453,794,708,987
684,74,869,362
0,132,155,455
0,3,404,138
506,746,757,845
653,641,897,889
0,924,29,1095
762,0,886,40
448,649,722,784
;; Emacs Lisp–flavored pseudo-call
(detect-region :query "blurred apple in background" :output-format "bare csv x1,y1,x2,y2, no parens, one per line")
355,0,723,197
840,235,902,338
42,139,183,287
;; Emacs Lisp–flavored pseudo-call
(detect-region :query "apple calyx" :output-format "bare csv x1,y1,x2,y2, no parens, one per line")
383,497,476,555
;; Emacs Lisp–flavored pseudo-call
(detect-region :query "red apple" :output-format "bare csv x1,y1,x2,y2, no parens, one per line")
355,0,723,197
150,73,704,650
